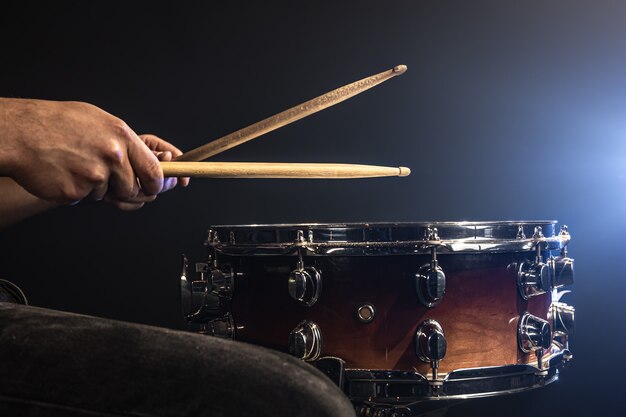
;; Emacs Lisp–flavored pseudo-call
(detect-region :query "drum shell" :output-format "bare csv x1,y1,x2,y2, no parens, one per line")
225,251,552,374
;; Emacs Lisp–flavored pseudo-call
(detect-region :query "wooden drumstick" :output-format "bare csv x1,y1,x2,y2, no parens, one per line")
161,161,411,179
177,65,408,162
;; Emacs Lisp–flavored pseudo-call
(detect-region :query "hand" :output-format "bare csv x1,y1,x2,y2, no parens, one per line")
104,134,190,211
0,98,179,206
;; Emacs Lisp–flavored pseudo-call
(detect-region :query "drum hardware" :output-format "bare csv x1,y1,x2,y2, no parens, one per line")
550,256,574,288
425,226,439,242
180,255,221,322
205,221,570,256
415,246,446,308
518,312,551,372
517,260,551,300
288,248,322,306
516,225,526,239
199,262,235,300
517,228,552,300
206,229,221,245
354,404,412,417
315,357,346,389
207,230,238,299
179,255,233,323
344,350,569,404
416,319,447,384
550,302,575,349
356,303,376,323
199,313,235,338
293,229,314,244
288,320,322,361
558,224,570,256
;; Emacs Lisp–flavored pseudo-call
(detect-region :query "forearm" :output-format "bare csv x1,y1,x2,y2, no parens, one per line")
0,177,59,229
0,98,24,176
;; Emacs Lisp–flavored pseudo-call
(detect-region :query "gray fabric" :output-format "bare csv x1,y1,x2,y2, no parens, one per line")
0,303,356,417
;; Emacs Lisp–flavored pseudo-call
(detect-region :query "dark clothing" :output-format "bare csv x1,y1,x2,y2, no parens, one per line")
0,303,356,417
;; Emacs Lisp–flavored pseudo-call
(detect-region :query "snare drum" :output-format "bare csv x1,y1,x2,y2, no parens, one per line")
180,221,575,415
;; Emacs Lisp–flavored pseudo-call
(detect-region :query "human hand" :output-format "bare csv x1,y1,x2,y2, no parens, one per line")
104,134,190,211
0,98,184,207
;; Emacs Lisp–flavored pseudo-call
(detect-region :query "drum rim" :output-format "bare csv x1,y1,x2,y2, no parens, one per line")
206,220,569,255
344,349,570,404
209,220,557,229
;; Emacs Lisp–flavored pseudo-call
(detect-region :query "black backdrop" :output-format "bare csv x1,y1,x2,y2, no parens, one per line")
1,1,625,416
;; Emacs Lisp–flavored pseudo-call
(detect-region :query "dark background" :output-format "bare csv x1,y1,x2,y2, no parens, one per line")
1,1,624,415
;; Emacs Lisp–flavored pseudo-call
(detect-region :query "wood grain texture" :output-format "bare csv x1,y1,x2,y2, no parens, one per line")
161,161,410,178
227,252,556,373
177,65,407,161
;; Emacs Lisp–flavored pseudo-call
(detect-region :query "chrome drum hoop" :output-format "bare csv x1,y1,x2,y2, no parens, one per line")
206,221,569,256
343,350,571,406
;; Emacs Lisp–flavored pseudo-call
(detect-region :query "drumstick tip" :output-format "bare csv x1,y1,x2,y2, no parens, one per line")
398,166,411,177
393,65,408,75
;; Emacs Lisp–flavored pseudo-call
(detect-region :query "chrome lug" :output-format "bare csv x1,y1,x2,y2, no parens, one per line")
518,261,551,299
209,264,235,299
200,313,235,339
518,312,551,353
289,320,322,361
288,258,322,307
551,302,575,336
415,264,446,307
551,257,574,288
416,319,447,381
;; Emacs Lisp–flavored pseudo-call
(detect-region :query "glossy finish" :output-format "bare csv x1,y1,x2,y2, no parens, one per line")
200,313,235,339
415,264,446,307
347,349,571,410
356,304,376,323
206,221,569,256
288,320,322,361
551,302,575,335
209,265,235,299
518,313,551,353
551,257,575,288
182,220,575,409
415,320,446,364
180,257,230,323
415,319,447,382
517,261,551,299
228,251,553,373
288,266,322,307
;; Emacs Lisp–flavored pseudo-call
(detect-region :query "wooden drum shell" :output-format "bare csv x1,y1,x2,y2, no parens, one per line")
226,251,552,374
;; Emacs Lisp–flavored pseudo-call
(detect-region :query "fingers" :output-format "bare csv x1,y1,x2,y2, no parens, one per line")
104,192,157,211
86,181,108,202
107,154,139,201
127,133,164,196
140,134,183,156
109,201,145,211
154,149,179,192
178,175,190,187
141,134,190,188
101,132,187,211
